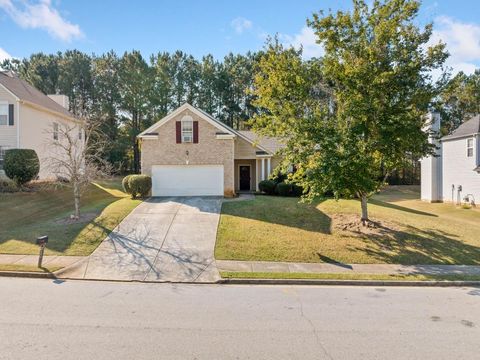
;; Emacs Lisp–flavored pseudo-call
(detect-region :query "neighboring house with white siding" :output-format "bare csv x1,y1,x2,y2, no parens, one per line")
0,70,79,179
421,114,480,204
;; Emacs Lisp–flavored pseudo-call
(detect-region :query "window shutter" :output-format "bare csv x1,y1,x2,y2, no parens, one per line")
176,121,182,143
193,121,199,143
8,104,14,126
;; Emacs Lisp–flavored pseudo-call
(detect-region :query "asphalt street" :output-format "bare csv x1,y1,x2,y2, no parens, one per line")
0,278,479,359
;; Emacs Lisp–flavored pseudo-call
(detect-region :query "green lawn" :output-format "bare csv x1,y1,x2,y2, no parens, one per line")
215,186,480,265
0,178,141,256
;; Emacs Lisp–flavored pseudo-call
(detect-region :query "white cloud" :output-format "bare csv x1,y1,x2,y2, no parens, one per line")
0,0,83,42
430,16,480,75
231,17,252,34
280,26,324,59
0,47,12,62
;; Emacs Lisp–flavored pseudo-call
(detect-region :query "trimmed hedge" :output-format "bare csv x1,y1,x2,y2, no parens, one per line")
126,175,152,199
258,179,276,195
4,149,40,185
275,182,292,196
122,175,133,194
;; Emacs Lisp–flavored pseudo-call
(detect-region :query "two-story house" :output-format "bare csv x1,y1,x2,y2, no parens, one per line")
0,70,78,179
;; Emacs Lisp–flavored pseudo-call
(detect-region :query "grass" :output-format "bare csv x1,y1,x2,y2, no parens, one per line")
0,264,62,273
215,186,480,265
0,178,141,256
220,271,480,282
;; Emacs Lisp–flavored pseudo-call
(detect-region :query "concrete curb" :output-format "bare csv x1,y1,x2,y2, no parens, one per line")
0,271,56,279
218,278,480,287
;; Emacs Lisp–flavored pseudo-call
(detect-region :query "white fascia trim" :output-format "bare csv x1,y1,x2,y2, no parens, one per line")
441,133,479,142
141,135,159,140
138,103,235,138
255,154,272,158
16,99,20,148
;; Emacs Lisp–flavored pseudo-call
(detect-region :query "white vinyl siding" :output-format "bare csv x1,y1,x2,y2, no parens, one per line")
442,138,480,203
0,86,18,148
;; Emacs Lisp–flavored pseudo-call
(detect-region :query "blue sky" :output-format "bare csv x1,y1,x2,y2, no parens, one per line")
1,0,480,74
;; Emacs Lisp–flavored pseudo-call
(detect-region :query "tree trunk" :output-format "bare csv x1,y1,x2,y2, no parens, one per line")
73,181,81,219
360,194,368,226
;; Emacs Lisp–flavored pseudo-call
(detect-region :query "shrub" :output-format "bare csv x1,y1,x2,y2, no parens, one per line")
258,179,276,195
276,182,292,196
291,183,304,197
0,178,18,193
128,175,152,199
122,175,133,194
269,169,287,185
4,149,40,186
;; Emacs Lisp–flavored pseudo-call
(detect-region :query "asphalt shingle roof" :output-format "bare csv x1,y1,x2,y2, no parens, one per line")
442,115,480,140
0,71,74,118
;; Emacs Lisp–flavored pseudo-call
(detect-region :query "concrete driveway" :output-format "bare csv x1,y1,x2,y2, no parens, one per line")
63,197,222,282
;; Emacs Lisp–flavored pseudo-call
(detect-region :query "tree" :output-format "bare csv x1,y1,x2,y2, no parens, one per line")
252,0,447,224
436,70,480,135
47,120,110,219
118,51,153,173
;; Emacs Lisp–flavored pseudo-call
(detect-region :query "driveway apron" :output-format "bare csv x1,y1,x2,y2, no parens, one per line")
80,197,222,282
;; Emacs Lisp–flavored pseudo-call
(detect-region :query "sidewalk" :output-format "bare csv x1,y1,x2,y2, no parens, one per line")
0,254,85,270
216,260,480,276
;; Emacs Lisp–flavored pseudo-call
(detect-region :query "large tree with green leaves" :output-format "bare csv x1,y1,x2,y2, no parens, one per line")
252,0,447,224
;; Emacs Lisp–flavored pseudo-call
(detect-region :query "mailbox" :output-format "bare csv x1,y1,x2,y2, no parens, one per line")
36,235,48,246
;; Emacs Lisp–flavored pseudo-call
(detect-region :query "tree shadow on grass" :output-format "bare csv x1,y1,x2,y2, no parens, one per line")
345,223,480,265
369,198,437,217
221,196,332,234
0,182,125,254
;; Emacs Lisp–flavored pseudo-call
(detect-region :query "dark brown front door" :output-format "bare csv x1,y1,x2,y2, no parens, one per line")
239,165,251,191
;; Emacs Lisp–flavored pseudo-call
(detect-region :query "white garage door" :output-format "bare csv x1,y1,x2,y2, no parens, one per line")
151,165,224,196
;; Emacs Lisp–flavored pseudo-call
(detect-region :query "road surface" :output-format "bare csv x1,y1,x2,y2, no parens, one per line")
0,278,479,359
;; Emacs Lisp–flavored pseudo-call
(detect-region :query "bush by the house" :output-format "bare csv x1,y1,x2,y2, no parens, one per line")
258,179,276,195
122,174,133,194
127,175,152,199
0,178,18,193
269,169,287,185
4,149,40,186
292,184,304,197
275,182,292,196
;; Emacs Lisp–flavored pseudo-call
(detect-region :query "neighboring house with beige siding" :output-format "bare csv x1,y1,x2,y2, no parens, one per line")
138,103,284,197
0,71,79,179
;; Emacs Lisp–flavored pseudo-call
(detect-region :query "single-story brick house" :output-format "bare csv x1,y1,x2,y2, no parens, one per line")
138,103,284,197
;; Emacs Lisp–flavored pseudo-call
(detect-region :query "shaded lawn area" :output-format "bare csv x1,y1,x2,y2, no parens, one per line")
0,178,141,256
215,186,480,265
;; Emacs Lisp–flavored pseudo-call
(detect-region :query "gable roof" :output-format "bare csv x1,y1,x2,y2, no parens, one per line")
442,115,480,141
138,103,274,154
0,71,74,119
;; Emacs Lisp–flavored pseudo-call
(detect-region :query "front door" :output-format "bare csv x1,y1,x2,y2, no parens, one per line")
239,165,251,191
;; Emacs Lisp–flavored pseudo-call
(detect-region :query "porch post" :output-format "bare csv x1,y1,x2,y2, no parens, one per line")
261,158,265,180
256,159,259,191
267,157,271,177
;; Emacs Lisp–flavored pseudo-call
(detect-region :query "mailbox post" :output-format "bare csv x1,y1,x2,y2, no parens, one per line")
36,236,48,268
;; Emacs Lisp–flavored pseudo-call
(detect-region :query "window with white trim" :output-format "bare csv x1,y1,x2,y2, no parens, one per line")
467,138,474,157
0,103,8,126
181,120,193,143
53,122,59,141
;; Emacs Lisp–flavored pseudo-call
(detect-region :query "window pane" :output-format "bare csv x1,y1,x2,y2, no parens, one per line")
0,104,7,125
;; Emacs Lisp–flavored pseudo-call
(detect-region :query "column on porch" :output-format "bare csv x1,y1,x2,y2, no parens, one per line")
256,156,272,191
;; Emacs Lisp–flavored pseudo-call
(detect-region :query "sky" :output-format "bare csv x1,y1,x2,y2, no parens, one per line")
1,0,480,75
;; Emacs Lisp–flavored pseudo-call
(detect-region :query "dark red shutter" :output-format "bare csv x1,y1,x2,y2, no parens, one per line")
175,121,181,143
8,104,14,126
193,121,199,143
